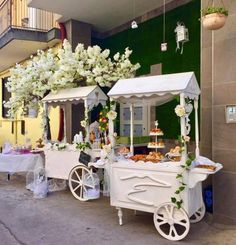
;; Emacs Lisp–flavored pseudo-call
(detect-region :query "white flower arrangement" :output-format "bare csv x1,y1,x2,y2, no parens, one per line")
52,142,69,151
80,120,87,128
5,39,140,118
175,105,186,117
107,110,117,120
183,135,190,142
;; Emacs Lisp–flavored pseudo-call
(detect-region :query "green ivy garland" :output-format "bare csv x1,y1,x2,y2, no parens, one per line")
172,101,195,209
171,136,195,209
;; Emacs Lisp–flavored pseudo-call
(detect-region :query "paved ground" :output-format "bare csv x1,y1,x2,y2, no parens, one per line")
0,173,236,245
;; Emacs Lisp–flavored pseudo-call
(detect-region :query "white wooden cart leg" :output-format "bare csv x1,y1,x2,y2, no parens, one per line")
134,210,137,216
116,207,123,226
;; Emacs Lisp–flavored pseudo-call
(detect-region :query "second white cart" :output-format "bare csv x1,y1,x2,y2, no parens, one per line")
42,85,108,201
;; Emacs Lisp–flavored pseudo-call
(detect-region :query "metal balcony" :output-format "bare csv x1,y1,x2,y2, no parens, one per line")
0,0,61,72
0,0,58,37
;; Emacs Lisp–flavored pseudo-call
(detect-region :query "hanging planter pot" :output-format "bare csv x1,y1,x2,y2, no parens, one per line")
202,12,227,30
201,4,228,30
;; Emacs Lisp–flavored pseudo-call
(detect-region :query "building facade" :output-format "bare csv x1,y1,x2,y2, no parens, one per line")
0,0,235,224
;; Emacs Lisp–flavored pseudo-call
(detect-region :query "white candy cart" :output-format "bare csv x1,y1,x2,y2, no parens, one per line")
107,72,222,241
42,85,108,201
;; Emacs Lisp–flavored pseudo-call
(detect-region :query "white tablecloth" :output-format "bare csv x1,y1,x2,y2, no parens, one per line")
0,153,44,173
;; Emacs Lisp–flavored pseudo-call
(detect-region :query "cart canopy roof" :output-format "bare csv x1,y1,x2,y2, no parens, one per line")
42,85,107,109
108,72,200,105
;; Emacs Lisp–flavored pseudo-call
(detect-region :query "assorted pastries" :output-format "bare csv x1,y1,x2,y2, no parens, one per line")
168,156,181,162
148,142,165,148
150,128,164,135
118,146,130,154
166,146,181,161
129,151,164,163
195,165,216,171
169,146,181,155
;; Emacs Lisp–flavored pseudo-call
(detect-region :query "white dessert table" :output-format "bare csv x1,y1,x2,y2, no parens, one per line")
0,153,44,180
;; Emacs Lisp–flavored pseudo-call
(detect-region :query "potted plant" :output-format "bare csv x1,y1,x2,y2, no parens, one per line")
201,6,228,30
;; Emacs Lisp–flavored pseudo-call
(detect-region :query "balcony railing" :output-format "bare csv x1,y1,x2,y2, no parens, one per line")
0,0,58,37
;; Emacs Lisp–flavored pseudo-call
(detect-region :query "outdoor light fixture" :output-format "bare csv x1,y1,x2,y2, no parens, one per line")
131,20,138,29
131,0,138,29
175,21,189,54
161,0,167,52
161,43,167,51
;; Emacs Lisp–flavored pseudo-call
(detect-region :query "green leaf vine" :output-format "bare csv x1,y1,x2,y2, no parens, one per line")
171,135,195,209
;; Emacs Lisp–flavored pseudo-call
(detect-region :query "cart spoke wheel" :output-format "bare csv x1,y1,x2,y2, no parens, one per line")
169,226,178,237
190,204,206,223
73,184,81,192
68,165,94,201
174,219,189,228
74,170,81,182
70,178,80,184
153,202,190,241
84,184,94,189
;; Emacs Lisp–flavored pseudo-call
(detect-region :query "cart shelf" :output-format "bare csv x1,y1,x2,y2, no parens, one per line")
147,144,165,149
149,132,164,136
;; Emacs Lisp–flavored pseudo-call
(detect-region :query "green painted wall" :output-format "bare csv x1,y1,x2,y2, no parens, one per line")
93,0,200,139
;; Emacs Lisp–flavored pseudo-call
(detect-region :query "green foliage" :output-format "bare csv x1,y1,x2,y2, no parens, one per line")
176,173,183,179
76,142,91,151
176,200,183,209
175,96,180,103
171,197,176,203
171,131,196,209
99,105,109,132
98,100,116,132
201,6,228,16
186,158,192,167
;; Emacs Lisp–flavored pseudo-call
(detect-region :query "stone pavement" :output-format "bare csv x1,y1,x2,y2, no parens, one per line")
0,173,236,245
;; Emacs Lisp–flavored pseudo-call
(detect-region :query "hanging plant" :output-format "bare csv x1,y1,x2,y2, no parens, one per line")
201,1,228,30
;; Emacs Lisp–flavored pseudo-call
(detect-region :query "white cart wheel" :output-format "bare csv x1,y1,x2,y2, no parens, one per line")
68,165,94,201
190,204,206,223
153,202,190,241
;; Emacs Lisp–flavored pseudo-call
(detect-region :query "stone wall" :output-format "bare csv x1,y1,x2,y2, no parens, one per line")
201,0,236,224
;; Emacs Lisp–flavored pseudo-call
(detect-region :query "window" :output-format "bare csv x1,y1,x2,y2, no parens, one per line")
2,77,10,118
120,104,150,136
